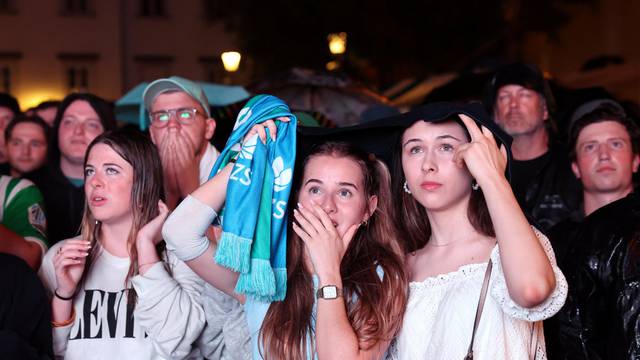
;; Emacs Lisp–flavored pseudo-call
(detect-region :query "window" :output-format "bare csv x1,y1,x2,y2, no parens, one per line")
67,67,89,92
134,55,174,83
139,0,165,17
62,0,91,16
58,53,98,93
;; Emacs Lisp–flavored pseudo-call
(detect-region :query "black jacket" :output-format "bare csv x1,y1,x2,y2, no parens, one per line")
545,192,640,359
27,164,84,245
511,142,582,234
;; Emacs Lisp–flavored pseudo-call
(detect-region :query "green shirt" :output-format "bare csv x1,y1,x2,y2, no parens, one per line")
0,175,48,251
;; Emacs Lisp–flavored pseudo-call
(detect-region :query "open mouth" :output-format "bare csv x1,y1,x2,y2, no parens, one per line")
90,196,107,206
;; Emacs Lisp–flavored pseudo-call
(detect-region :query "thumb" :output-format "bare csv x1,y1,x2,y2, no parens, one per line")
500,144,508,161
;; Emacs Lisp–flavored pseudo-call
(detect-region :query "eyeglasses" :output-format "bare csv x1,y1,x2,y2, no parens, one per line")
149,108,200,128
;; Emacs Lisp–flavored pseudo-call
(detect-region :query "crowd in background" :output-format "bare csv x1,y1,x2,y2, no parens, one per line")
0,62,638,359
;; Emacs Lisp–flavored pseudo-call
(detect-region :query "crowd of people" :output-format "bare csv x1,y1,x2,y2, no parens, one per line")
0,63,638,360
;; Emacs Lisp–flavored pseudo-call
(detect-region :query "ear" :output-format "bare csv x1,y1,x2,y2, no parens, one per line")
363,195,378,223
632,153,640,173
204,117,216,141
541,99,549,122
571,161,581,179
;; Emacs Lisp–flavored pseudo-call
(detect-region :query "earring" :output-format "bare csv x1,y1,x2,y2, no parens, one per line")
472,181,479,191
403,181,411,194
361,218,369,226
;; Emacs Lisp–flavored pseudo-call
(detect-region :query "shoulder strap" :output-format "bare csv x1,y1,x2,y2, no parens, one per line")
464,260,493,360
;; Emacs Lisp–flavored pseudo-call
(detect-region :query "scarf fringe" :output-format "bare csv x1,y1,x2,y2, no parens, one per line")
236,258,276,299
215,232,252,273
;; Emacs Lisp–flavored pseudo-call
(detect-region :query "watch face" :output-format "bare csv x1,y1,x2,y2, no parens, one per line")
323,286,338,299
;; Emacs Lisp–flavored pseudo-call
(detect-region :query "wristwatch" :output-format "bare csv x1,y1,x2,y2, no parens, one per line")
316,285,342,300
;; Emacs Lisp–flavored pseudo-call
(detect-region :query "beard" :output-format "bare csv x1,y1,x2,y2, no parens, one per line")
497,110,543,137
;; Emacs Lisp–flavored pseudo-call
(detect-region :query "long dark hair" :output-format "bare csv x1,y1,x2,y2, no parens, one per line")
260,142,408,360
79,128,165,307
50,93,117,164
392,118,496,253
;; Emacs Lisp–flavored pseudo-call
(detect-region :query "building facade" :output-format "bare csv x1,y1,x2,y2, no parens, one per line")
0,0,246,109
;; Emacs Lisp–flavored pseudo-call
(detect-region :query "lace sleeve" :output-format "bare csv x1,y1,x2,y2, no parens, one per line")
489,226,568,321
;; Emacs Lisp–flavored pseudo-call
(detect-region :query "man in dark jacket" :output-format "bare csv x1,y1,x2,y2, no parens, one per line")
485,63,581,233
545,99,640,359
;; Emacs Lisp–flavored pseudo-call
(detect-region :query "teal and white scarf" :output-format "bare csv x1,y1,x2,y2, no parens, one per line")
208,95,296,302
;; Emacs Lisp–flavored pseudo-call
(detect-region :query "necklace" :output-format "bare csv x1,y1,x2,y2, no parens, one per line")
426,238,473,247
426,239,461,247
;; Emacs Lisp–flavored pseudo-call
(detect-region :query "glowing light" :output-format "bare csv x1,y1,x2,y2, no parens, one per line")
326,60,340,71
18,90,64,110
327,32,347,55
221,52,241,72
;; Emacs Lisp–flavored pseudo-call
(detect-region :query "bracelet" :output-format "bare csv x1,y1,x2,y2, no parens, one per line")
51,308,76,328
54,289,74,301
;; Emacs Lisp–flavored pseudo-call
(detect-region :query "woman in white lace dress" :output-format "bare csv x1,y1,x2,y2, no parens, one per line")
388,104,567,360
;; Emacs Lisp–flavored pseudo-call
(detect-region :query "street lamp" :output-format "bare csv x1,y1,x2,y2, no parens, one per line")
221,51,241,72
327,32,347,55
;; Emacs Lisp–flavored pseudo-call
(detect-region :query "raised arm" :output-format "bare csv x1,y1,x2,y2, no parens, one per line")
456,114,556,308
293,204,390,360
162,162,242,301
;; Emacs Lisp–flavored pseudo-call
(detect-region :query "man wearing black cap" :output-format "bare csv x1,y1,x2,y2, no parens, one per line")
486,63,581,233
545,99,640,359
0,92,21,166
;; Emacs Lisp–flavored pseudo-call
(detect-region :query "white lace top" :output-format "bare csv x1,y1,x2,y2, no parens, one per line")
389,228,567,360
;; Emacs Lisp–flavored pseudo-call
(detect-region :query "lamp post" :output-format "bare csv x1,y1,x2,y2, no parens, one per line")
221,51,241,83
326,32,347,71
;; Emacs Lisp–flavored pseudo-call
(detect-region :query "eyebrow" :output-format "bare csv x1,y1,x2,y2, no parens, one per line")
580,137,628,145
104,162,124,169
436,134,462,141
403,134,462,147
304,178,358,190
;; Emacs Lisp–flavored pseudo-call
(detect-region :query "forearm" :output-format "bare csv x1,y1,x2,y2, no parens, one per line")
191,163,233,211
51,295,74,323
481,175,555,307
186,243,240,299
315,273,384,360
162,193,240,300
137,241,161,275
0,224,42,269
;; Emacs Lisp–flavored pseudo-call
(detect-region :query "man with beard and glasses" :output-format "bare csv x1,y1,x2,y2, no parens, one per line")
485,63,581,233
143,76,251,360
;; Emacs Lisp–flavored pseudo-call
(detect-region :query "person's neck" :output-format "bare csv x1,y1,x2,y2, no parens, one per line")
511,129,549,161
426,201,479,247
99,217,134,258
583,187,633,216
60,156,85,179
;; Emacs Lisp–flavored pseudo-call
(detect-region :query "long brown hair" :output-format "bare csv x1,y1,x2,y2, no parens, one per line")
260,142,408,360
79,128,165,307
392,118,496,254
